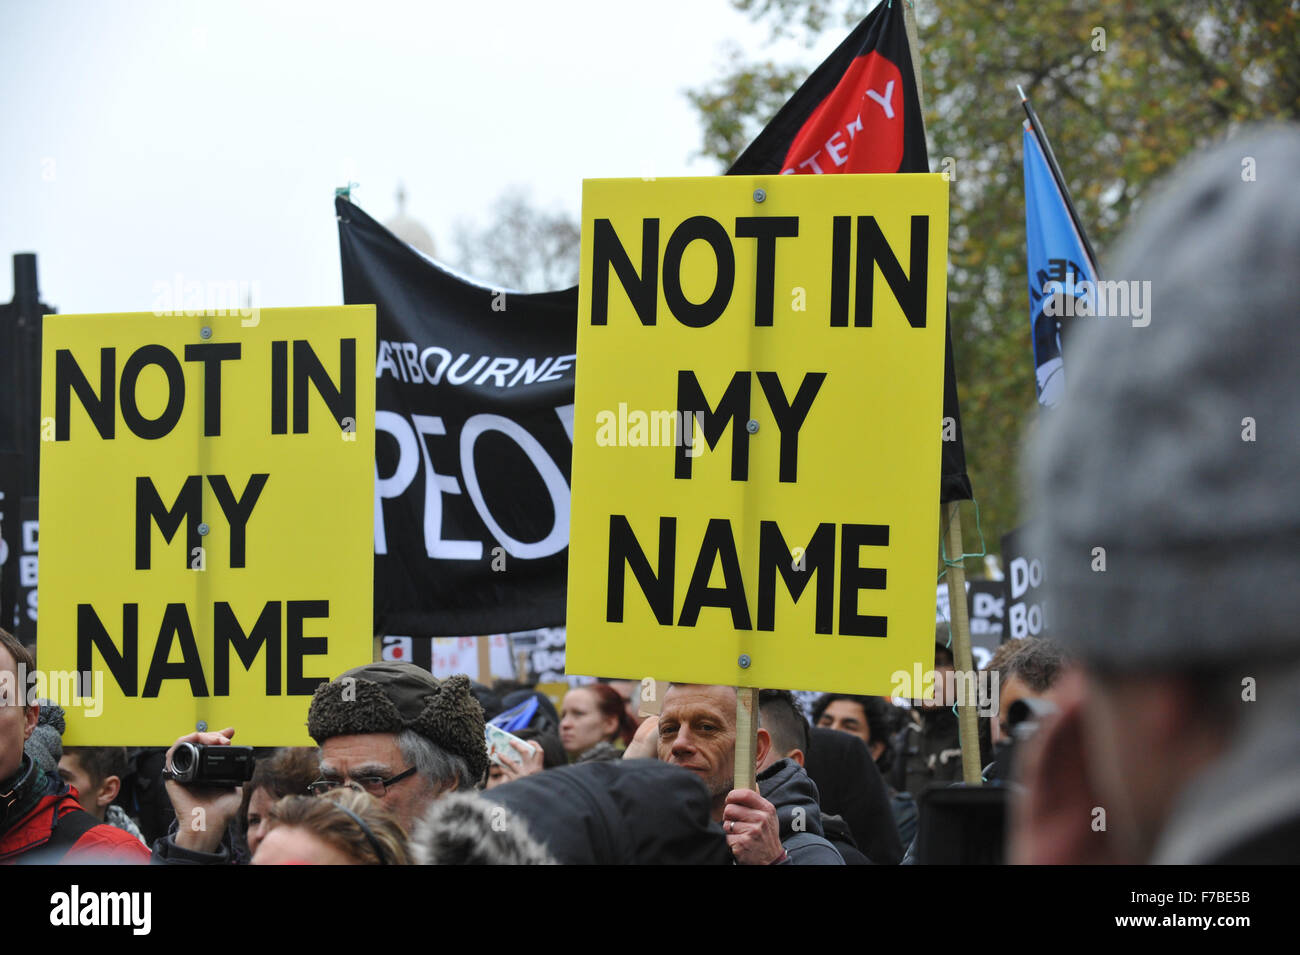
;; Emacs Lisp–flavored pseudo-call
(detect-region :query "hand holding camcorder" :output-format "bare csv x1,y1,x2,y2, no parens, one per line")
166,741,255,787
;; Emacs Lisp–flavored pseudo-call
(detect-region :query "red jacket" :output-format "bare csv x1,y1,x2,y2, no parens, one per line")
0,789,151,864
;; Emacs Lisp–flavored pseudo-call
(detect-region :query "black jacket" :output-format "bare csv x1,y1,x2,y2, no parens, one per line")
893,708,965,797
757,758,844,864
820,813,872,865
482,759,731,864
804,727,904,865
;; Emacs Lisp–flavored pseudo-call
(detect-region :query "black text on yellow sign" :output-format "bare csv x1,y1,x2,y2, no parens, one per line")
566,175,948,694
39,307,375,745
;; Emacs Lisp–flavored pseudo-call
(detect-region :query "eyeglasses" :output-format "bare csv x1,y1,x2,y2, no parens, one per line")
308,765,417,798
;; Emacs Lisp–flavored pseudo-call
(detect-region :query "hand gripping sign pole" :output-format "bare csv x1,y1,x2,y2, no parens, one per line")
903,0,983,785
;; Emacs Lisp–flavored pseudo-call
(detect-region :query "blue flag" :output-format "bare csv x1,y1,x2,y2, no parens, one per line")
1023,121,1097,408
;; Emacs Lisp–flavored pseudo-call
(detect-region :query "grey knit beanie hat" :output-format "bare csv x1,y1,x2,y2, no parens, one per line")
1024,124,1300,671
25,700,66,774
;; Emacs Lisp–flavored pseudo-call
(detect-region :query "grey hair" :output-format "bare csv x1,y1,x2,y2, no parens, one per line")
1004,638,1071,694
397,729,475,792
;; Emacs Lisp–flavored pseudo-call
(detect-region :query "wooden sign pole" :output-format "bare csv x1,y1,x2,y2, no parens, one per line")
477,635,492,684
944,504,984,784
734,686,760,792
904,0,983,785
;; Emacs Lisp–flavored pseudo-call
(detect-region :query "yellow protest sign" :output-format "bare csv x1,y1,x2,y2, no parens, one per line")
38,306,376,745
566,175,948,695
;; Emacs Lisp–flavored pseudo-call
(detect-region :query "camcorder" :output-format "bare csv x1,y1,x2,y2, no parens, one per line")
166,743,255,787
990,696,1058,782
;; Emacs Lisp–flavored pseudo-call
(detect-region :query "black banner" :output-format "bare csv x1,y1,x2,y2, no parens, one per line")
508,628,569,683
937,579,1004,668
0,450,19,634
14,495,37,645
966,579,1004,665
0,255,55,636
339,197,574,636
1001,524,1048,640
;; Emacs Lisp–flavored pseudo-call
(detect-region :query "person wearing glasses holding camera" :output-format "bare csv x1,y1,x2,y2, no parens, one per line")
151,663,488,864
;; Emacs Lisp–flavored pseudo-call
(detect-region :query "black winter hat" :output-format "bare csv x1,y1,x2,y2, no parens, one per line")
307,663,488,783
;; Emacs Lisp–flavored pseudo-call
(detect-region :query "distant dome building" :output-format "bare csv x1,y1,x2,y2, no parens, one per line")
383,183,436,257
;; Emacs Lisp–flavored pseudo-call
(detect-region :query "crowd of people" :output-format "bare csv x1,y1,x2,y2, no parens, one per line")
0,627,1073,865
2,126,1297,867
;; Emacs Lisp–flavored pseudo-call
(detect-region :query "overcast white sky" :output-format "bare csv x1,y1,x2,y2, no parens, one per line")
1,0,845,312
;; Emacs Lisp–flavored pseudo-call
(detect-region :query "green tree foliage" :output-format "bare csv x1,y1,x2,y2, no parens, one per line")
687,53,809,165
689,0,1299,557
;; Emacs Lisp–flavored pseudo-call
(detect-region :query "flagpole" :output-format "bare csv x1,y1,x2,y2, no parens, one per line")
1017,86,1100,274
903,0,983,787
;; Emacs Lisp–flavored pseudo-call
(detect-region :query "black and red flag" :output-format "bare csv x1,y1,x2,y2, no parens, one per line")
729,0,973,502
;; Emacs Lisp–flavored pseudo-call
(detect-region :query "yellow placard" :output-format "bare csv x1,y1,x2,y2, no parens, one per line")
567,175,948,695
38,306,376,745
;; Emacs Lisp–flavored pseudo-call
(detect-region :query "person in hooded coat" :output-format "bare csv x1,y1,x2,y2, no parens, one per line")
480,759,732,865
753,757,845,864
803,726,904,865
755,690,850,864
